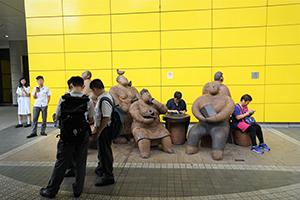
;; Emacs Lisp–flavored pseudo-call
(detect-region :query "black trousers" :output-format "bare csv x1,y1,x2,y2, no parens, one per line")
65,151,76,174
245,123,264,146
96,126,114,180
45,133,89,195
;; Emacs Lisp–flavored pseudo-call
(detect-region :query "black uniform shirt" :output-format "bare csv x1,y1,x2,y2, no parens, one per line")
166,98,187,112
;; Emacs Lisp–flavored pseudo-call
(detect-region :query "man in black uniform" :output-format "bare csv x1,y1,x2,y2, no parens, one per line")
40,76,95,198
166,91,189,137
166,91,187,114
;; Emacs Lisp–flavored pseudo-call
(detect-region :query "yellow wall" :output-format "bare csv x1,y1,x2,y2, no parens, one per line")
24,0,300,123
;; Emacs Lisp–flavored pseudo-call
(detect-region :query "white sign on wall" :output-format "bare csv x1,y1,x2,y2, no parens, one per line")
167,71,173,79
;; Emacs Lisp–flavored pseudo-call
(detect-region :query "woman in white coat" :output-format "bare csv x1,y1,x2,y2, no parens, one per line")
15,77,31,128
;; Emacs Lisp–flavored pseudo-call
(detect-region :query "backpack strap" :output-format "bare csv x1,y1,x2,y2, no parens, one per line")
99,95,114,124
61,93,89,99
62,93,71,99
99,96,115,108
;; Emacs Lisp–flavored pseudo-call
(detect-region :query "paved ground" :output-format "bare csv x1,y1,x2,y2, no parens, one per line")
1,105,300,199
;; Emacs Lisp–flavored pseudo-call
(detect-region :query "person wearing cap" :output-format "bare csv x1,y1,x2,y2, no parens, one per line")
202,71,231,98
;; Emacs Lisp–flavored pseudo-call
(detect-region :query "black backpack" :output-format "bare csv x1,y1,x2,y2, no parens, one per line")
59,94,90,142
99,96,125,139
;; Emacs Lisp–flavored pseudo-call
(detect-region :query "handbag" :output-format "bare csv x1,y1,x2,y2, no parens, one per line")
244,117,256,125
237,104,256,125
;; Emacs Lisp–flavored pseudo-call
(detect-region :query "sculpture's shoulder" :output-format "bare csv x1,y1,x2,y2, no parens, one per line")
109,85,119,92
84,79,91,85
219,84,231,97
202,82,210,95
129,86,138,92
193,95,206,105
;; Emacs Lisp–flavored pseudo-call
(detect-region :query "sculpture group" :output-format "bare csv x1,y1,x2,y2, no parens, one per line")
109,70,234,160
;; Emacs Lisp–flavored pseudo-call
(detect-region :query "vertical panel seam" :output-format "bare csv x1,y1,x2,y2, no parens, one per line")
211,0,213,82
159,0,162,102
61,0,67,86
110,0,114,87
264,0,269,122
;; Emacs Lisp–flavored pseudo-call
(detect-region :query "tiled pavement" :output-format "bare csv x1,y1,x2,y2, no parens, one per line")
1,106,300,199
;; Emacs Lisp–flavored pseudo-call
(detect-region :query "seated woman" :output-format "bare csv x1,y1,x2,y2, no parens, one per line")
232,94,270,154
129,89,174,158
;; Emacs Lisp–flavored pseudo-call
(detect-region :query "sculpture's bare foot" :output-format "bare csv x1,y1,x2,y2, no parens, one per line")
113,136,128,144
140,151,150,159
161,136,174,154
186,145,198,154
138,139,151,159
165,148,174,154
212,150,223,160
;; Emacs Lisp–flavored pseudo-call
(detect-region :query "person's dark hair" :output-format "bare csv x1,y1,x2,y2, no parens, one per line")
174,91,182,99
241,94,252,102
69,76,84,87
214,71,223,81
90,79,104,90
36,75,43,80
19,77,29,87
140,89,149,96
67,79,72,90
86,70,92,79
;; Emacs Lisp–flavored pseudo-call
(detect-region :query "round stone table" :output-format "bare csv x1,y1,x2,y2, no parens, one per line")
163,114,190,145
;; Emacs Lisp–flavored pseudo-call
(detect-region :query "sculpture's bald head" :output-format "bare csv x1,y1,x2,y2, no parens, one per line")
81,70,92,80
214,71,223,82
209,81,220,95
116,75,129,86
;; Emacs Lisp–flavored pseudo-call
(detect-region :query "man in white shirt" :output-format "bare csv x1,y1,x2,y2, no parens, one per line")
90,79,115,186
27,76,52,138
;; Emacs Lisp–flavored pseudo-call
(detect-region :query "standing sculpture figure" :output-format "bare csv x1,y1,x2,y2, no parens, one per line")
129,89,174,158
109,69,140,144
186,82,234,160
202,71,231,97
81,70,97,105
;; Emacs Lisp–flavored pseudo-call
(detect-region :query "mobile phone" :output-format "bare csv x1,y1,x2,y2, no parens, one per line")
36,87,40,91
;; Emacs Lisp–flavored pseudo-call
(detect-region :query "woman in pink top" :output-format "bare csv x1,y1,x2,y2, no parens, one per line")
232,94,270,154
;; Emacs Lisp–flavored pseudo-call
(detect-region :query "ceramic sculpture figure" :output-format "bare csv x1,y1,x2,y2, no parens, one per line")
129,89,174,158
186,81,235,160
109,70,140,144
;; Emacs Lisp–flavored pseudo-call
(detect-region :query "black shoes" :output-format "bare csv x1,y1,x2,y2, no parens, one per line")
65,169,76,177
15,124,23,128
40,188,55,198
26,133,37,138
26,132,46,138
24,124,31,128
95,169,103,177
95,178,115,186
74,192,81,198
16,124,31,128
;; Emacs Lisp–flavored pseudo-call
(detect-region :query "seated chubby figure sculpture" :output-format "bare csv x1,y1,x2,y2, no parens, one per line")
186,82,235,160
129,89,174,158
109,70,140,144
